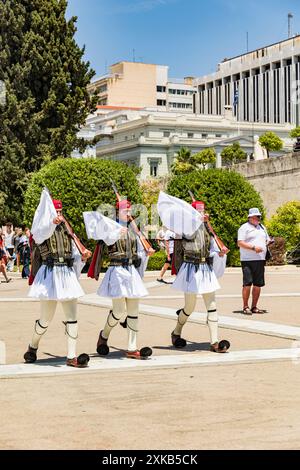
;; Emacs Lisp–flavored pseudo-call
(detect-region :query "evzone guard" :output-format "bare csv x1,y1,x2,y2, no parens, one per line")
23,189,91,368
84,182,155,360
158,191,230,353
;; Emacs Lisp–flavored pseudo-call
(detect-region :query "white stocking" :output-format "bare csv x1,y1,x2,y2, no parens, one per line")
174,293,197,335
202,291,218,345
102,298,126,339
30,300,57,349
61,300,78,360
126,298,139,352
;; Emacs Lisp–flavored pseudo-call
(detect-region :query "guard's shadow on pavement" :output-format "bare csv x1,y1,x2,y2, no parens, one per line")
26,353,67,367
26,348,126,366
153,342,211,353
232,310,268,314
89,349,126,359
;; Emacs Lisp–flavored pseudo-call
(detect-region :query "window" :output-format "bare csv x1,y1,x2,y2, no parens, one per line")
202,133,208,138
157,99,166,106
163,131,170,137
215,134,222,138
169,102,193,109
98,98,107,106
157,85,166,93
150,161,158,177
97,84,107,94
188,132,194,138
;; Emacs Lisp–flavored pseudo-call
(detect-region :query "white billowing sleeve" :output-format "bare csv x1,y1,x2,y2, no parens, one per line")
83,211,123,246
157,191,202,238
72,241,85,279
31,189,57,245
210,237,227,279
136,237,149,279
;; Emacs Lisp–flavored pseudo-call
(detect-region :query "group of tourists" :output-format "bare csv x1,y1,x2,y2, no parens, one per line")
0,224,31,282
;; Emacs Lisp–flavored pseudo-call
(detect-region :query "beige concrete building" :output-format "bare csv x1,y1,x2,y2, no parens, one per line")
88,61,196,112
194,35,300,126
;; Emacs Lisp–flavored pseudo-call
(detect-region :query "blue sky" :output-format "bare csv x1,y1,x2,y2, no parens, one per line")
67,0,300,79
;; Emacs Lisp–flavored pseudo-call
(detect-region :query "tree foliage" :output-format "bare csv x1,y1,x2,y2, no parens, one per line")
194,148,216,168
23,158,142,245
290,127,300,139
221,142,247,166
258,132,283,158
0,0,97,222
171,147,216,175
266,201,300,252
167,169,265,266
171,147,194,174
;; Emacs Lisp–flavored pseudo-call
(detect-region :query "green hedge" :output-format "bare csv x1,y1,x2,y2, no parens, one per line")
266,201,300,252
167,169,265,266
147,250,167,271
23,158,142,247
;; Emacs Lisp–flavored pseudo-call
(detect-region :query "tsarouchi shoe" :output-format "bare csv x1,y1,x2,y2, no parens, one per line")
66,354,90,368
210,340,230,353
171,331,187,349
24,345,37,363
126,347,152,360
96,330,109,356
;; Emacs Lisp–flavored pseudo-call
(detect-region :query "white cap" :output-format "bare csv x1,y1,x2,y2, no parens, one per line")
248,208,262,218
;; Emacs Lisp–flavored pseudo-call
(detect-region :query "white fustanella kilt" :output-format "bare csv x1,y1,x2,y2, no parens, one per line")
97,265,148,298
28,265,84,301
172,262,220,295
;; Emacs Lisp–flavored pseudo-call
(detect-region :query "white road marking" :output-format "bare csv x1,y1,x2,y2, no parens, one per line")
1,348,300,378
79,294,300,340
0,292,299,302
144,293,300,299
0,298,38,302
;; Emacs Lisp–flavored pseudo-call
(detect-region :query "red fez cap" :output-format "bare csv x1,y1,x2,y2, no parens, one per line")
52,199,63,210
116,199,131,210
192,200,205,211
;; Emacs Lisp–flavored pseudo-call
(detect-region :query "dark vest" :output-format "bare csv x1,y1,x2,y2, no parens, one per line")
108,227,139,266
30,223,73,277
173,224,211,273
38,223,73,262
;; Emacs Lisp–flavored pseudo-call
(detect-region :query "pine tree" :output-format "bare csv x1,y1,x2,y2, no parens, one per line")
0,0,97,221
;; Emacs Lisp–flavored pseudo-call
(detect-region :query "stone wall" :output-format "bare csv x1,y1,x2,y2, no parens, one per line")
234,153,300,217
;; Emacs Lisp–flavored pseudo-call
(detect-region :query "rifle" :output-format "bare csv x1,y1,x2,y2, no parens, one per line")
111,180,155,256
189,190,230,254
60,215,92,260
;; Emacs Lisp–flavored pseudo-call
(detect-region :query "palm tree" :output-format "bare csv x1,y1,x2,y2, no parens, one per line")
171,147,195,174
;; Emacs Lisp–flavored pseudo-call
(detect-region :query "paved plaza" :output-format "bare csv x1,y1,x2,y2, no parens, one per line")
0,266,300,449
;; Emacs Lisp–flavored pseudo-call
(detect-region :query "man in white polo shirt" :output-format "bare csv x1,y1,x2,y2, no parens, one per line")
238,208,272,315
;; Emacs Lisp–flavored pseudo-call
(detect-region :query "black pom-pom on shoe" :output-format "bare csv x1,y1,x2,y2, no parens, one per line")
219,340,230,351
24,346,37,363
96,344,109,356
140,347,152,358
77,353,90,366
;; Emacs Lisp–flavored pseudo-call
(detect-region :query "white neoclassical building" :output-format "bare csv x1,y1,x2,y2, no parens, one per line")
75,106,293,178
